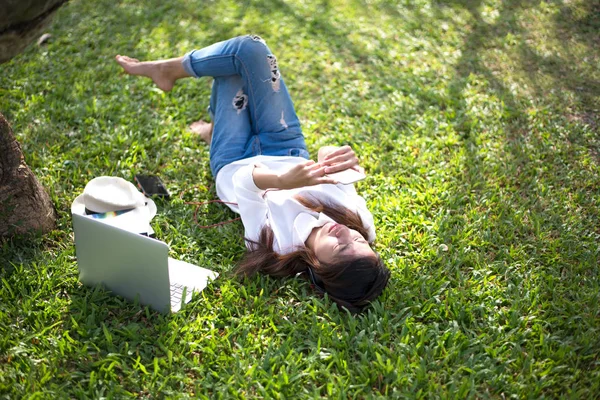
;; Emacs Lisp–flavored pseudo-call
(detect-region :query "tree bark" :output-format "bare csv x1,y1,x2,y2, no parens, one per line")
0,0,68,64
0,0,68,236
0,113,56,237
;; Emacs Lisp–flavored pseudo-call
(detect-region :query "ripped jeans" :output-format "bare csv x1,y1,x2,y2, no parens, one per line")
182,35,309,177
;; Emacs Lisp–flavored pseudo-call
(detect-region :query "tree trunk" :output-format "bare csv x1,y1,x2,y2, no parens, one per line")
0,0,68,236
0,113,56,237
0,0,68,64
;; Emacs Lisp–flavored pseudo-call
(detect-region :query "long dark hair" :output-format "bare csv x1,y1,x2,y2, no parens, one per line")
236,196,391,312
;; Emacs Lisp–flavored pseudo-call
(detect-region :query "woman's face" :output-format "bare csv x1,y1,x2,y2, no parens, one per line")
305,222,375,264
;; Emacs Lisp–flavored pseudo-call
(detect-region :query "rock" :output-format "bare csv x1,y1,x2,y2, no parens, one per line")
37,33,52,45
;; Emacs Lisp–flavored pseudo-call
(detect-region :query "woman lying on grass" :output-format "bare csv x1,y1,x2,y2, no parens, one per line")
115,35,390,312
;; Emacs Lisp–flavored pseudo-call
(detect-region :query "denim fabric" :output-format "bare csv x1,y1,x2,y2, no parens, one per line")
182,35,309,176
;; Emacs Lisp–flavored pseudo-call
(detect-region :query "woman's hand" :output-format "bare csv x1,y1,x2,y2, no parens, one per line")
277,160,338,189
319,145,365,175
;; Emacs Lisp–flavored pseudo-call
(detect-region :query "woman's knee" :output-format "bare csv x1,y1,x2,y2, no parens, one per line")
239,35,281,92
247,34,268,47
236,34,272,59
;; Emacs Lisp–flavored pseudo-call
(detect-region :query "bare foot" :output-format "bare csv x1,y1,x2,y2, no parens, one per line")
189,120,213,144
115,55,176,92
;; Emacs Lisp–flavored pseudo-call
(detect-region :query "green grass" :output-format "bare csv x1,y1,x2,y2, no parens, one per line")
1,0,599,397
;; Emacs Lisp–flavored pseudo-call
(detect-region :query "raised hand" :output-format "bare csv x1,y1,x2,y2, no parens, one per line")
320,145,364,175
277,160,338,189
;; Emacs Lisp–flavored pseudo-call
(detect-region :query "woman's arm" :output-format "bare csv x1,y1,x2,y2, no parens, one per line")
251,164,281,190
234,161,336,243
252,160,337,190
232,165,270,243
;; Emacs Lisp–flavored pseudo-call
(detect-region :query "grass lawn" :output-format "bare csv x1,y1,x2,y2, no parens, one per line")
1,0,599,397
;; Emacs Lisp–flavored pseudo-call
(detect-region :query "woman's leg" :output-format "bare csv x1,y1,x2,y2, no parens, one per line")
182,35,308,159
116,36,302,136
207,75,256,176
116,35,309,174
115,55,189,92
189,120,213,143
116,53,254,176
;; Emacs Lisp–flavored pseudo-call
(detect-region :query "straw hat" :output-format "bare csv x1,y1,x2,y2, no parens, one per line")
71,176,156,219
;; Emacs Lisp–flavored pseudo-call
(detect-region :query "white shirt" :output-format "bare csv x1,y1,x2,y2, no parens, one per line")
215,155,376,254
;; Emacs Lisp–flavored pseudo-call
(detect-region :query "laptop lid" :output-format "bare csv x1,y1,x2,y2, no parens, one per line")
72,213,172,313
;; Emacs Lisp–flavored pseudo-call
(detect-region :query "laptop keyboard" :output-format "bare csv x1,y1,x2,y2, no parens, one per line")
170,282,187,307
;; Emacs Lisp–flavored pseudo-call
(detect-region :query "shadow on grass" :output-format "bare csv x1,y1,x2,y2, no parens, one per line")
242,0,374,62
419,0,600,390
443,0,599,116
0,235,51,276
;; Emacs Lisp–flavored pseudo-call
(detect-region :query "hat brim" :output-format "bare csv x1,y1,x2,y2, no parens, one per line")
71,194,156,219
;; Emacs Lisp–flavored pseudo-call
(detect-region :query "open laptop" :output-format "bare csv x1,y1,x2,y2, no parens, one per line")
72,213,218,313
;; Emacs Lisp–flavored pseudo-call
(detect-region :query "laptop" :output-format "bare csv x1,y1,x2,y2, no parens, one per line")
72,213,218,313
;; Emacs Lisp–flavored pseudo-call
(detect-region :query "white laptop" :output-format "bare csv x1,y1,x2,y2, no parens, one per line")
72,213,218,313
